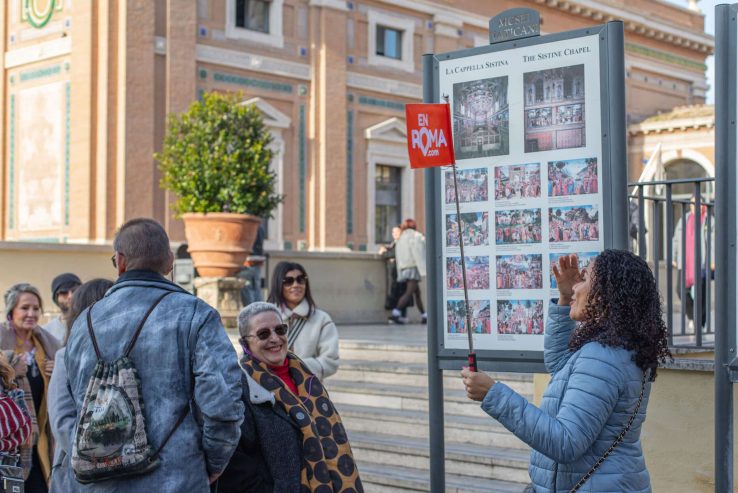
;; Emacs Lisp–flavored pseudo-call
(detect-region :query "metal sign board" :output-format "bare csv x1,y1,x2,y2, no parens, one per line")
423,21,627,373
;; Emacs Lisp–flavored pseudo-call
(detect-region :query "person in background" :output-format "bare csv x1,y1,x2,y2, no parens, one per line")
462,251,671,492
238,220,266,306
43,274,81,344
379,225,410,323
2,283,61,493
65,218,244,492
0,353,32,481
219,302,363,492
47,278,113,493
267,261,339,380
389,219,427,325
672,196,714,330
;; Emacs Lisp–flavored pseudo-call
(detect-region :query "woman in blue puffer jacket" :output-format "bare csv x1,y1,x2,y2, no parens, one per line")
462,250,671,492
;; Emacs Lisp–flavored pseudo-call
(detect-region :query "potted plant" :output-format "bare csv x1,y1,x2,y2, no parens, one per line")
156,91,282,277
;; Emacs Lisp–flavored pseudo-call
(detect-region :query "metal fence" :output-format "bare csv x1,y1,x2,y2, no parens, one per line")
628,177,715,348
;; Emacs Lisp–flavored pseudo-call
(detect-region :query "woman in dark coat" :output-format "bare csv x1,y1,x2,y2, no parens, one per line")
219,302,363,493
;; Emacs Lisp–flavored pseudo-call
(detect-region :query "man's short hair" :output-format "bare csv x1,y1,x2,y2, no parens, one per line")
113,218,172,274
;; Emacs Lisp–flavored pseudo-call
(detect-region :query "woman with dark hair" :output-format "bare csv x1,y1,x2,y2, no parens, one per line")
462,250,671,492
1,283,60,492
267,262,339,380
389,219,427,325
47,279,113,493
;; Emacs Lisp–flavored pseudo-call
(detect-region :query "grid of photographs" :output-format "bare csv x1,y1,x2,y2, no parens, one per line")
439,38,604,350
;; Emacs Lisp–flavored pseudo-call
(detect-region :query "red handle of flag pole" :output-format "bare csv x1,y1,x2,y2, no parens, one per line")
467,352,478,373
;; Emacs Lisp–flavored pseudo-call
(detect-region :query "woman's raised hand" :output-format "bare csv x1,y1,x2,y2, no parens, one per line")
552,254,582,306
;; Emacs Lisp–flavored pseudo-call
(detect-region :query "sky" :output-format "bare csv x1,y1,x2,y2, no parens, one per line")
664,0,716,103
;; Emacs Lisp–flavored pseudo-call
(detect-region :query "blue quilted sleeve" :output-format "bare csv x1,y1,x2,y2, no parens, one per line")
544,302,576,374
482,344,625,464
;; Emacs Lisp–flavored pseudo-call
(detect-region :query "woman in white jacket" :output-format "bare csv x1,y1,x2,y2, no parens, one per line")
267,261,339,379
389,219,427,325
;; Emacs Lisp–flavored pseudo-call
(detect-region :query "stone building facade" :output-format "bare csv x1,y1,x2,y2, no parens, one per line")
0,0,713,251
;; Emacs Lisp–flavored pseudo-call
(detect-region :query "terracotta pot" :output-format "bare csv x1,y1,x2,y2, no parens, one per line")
182,212,261,277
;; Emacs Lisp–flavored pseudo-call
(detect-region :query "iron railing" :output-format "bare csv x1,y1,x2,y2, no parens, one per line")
628,177,715,349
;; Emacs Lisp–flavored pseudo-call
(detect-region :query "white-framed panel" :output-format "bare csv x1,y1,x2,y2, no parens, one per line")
242,97,290,250
225,0,285,49
365,118,414,249
367,9,415,73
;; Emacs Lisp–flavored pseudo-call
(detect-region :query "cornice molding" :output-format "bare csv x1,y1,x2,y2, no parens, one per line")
347,71,421,99
308,0,349,12
530,0,713,54
372,0,712,55
5,37,71,68
628,116,714,135
195,44,312,81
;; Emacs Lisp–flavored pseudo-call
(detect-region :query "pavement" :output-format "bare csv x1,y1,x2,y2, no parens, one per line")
336,322,428,346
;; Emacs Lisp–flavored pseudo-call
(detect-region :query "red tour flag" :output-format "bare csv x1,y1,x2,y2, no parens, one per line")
405,103,456,169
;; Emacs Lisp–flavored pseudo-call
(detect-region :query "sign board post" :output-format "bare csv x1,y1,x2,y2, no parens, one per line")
422,12,626,492
714,4,737,492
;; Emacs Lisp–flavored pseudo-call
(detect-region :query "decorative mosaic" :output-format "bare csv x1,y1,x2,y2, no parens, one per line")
346,110,354,235
20,64,61,83
212,72,293,93
358,95,404,111
8,96,15,230
299,105,306,233
22,0,63,29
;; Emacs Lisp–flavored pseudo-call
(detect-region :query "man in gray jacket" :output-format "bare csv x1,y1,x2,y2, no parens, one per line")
65,218,244,492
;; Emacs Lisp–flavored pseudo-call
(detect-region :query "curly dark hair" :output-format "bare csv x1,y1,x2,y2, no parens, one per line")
568,249,671,381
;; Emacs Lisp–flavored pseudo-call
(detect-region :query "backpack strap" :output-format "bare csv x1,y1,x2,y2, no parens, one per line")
86,304,103,360
86,291,174,360
122,291,173,357
147,401,191,464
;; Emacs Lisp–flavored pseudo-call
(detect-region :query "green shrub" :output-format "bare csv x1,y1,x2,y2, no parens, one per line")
156,91,282,217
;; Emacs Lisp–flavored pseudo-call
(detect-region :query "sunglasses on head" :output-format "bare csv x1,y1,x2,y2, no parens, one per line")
244,323,289,342
282,275,308,286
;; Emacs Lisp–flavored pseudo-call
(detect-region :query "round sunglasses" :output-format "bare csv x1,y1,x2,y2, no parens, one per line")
282,275,308,286
242,323,289,342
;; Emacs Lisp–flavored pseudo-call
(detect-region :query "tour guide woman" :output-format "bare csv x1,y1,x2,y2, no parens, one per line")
219,302,362,492
462,250,671,492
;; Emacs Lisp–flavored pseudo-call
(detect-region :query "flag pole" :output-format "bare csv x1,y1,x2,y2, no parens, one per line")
444,95,476,372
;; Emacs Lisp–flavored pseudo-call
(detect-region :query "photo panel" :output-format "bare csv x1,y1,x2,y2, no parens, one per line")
494,208,543,245
549,251,598,289
548,157,598,197
496,299,544,335
445,167,489,204
447,300,492,334
494,163,542,201
548,205,599,243
495,254,543,289
446,256,490,290
524,64,585,153
446,211,490,247
453,77,510,159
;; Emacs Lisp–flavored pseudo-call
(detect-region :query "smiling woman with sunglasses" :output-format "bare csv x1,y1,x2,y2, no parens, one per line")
266,261,340,380
219,302,363,493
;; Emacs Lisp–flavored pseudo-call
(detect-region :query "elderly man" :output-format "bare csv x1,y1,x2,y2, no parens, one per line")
64,218,244,492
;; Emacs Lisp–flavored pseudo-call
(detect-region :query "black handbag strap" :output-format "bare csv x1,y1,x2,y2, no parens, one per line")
569,371,648,492
287,317,307,350
86,291,173,360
